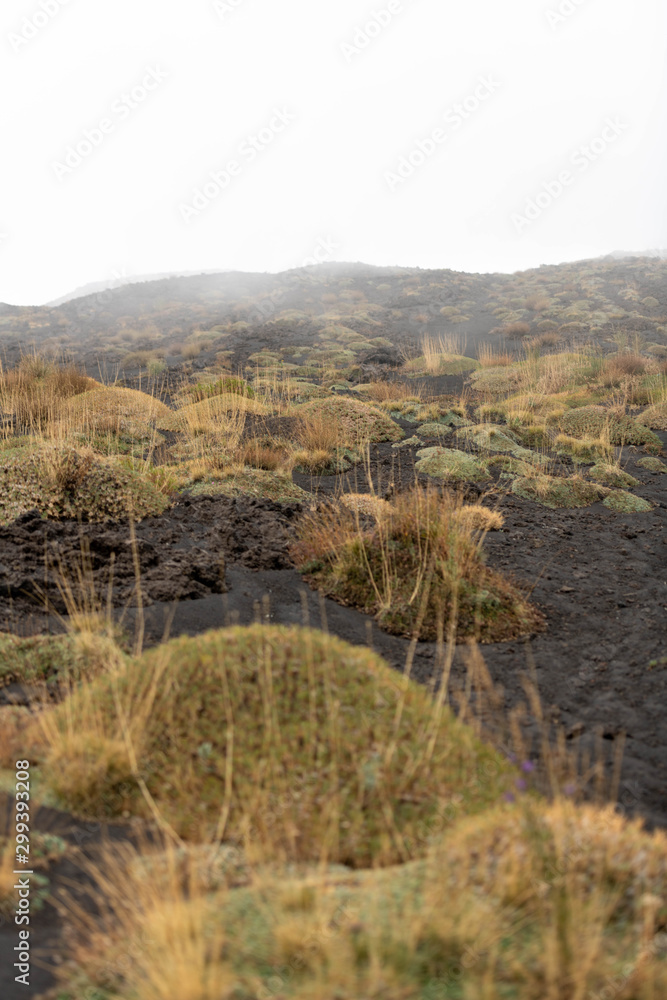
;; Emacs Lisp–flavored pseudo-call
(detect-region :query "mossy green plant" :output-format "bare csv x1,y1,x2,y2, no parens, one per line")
186,469,311,503
405,354,480,376
556,433,609,465
416,447,490,482
0,446,170,525
415,422,453,439
637,456,667,473
469,365,523,396
511,474,603,509
455,425,548,469
639,400,667,430
588,464,640,489
602,491,653,513
392,435,422,449
0,633,124,689
485,455,538,478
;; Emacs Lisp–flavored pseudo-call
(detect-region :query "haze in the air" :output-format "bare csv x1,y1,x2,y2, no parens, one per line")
1,0,666,305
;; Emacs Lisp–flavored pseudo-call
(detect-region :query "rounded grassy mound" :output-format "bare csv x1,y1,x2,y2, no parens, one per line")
294,397,403,444
640,400,667,430
587,463,639,489
512,474,603,509
0,445,170,524
175,392,269,427
602,490,653,513
442,799,667,924
61,386,179,434
0,632,122,690
469,365,523,396
41,625,512,865
638,456,667,473
415,421,453,439
454,424,547,466
558,405,662,453
415,447,490,483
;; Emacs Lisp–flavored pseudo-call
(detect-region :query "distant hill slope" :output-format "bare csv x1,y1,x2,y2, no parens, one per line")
0,258,665,375
46,269,232,307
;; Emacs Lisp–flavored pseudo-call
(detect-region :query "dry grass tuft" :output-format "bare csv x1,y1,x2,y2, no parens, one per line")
477,343,514,368
454,504,505,532
293,487,540,642
361,380,422,403
340,492,393,519
499,321,531,339
0,355,98,430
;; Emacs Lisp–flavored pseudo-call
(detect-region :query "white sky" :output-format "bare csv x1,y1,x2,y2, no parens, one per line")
1,0,666,305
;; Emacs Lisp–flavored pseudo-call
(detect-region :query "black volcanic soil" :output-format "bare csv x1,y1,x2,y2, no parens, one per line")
0,495,301,625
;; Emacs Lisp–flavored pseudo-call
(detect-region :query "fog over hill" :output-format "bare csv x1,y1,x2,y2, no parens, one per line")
1,255,665,381
46,269,233,307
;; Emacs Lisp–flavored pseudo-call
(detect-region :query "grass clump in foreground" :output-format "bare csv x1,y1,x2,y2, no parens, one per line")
54,798,667,1000
39,624,512,865
293,487,541,642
